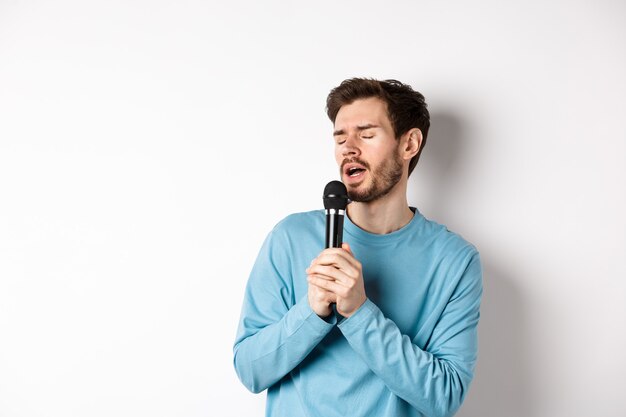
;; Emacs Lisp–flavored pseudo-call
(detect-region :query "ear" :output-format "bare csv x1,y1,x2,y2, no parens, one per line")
400,128,423,161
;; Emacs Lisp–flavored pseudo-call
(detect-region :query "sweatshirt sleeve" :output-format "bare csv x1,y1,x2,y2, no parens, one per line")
337,251,483,417
233,226,335,393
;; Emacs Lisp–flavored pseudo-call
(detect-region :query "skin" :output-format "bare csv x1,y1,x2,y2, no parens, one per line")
307,97,423,318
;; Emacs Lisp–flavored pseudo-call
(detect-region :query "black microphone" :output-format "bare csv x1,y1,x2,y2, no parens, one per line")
323,181,349,248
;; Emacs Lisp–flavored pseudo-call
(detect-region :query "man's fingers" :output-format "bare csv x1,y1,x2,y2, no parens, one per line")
342,242,352,255
306,264,351,284
307,265,358,288
308,275,348,297
312,251,361,277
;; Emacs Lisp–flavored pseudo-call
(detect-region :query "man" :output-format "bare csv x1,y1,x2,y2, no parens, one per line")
233,78,482,417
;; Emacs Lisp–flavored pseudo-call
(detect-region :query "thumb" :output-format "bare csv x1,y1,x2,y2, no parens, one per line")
342,242,352,254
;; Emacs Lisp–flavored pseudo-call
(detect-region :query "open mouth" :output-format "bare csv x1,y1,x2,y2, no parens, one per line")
347,167,366,177
343,162,368,182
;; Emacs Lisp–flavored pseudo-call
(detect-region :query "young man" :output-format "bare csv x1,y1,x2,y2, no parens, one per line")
233,78,482,417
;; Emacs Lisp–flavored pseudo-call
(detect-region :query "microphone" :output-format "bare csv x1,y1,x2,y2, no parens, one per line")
323,181,349,248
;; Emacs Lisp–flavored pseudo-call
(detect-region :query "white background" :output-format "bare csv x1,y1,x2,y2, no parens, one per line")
1,1,625,416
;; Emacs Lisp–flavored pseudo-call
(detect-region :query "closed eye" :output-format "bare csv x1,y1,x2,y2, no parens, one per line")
360,129,376,139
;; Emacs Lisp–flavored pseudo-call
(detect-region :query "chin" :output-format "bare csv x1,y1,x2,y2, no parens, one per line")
346,182,366,195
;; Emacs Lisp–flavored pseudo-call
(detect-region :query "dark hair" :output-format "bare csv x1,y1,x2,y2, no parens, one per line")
326,78,430,176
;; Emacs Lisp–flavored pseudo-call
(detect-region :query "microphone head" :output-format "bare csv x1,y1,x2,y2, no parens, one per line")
323,180,349,210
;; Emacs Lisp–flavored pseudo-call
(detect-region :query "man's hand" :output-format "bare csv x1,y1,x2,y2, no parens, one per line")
306,243,366,318
307,273,336,318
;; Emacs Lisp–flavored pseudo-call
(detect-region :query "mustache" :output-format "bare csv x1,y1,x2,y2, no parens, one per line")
341,158,370,171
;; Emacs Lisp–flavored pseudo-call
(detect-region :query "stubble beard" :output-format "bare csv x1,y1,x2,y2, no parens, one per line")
345,149,404,203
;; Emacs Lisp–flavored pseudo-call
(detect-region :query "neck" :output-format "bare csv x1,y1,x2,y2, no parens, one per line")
346,179,414,235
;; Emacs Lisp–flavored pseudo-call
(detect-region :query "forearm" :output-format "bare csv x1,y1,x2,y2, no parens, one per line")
233,295,335,393
338,299,476,417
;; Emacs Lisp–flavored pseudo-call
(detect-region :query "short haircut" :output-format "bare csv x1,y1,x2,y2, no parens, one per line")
326,78,430,176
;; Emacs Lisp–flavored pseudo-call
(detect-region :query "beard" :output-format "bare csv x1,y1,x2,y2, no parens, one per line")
343,149,404,203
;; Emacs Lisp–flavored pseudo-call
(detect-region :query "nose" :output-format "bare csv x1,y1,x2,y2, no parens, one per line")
341,133,361,158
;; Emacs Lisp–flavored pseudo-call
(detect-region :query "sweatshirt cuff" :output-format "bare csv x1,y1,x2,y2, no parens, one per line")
288,294,337,335
337,298,377,334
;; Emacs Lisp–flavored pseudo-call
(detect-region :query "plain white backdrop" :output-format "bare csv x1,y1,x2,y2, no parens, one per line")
1,1,625,416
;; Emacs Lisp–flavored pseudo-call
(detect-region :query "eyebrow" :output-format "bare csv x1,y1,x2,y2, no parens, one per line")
333,124,380,136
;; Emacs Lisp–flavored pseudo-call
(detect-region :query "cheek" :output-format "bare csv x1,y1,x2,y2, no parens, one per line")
334,148,343,164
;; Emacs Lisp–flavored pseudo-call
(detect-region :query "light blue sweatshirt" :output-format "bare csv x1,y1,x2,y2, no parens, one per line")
233,209,482,417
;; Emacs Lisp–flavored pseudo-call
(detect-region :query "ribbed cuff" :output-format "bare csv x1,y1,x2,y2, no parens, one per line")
337,298,376,334
289,294,337,334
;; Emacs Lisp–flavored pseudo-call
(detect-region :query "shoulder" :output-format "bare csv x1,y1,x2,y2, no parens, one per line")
274,210,324,229
269,209,325,241
417,212,479,265
416,214,482,296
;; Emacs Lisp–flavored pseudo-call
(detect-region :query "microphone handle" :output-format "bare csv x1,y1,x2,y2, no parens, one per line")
325,209,345,248
325,208,346,316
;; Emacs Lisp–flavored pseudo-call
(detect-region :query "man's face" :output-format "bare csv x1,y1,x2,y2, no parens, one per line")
333,97,404,203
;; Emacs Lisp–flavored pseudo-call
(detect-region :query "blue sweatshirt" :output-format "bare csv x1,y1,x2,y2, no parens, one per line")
233,209,482,417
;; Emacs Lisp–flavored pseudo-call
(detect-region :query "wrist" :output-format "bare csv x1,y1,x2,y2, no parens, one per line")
338,298,366,318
